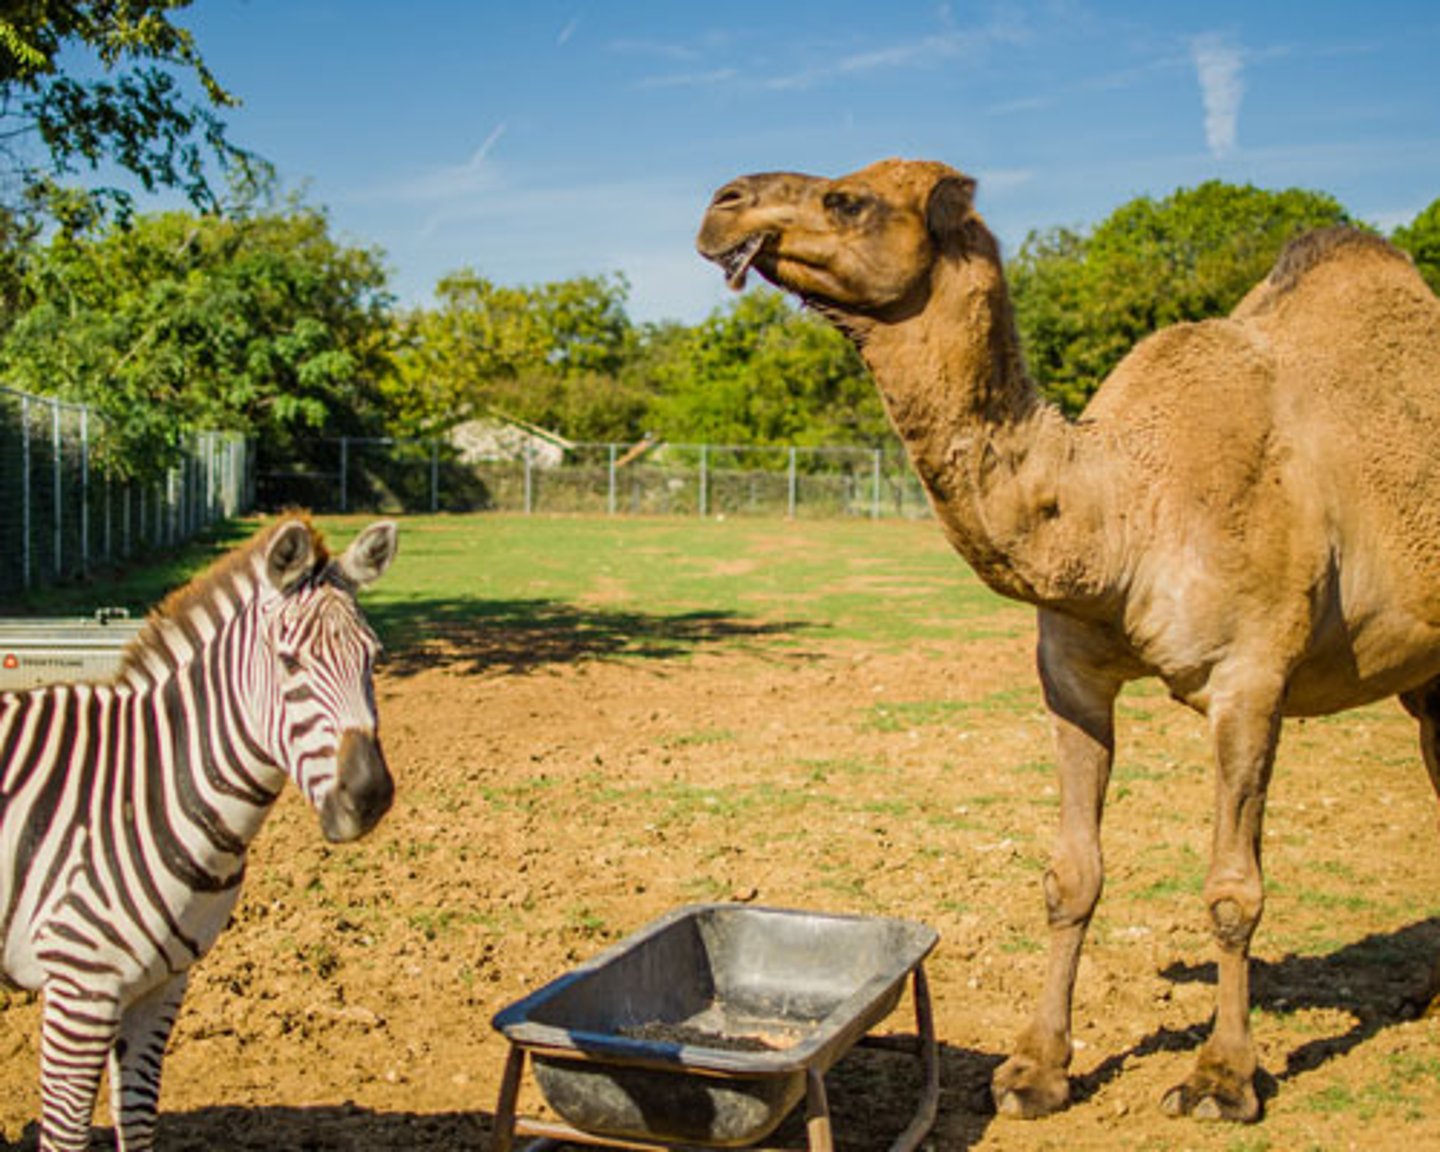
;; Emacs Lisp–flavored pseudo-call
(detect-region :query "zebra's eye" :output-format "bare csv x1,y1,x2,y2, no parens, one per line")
279,652,303,675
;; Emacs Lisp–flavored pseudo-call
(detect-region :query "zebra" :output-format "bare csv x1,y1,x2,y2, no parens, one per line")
0,515,399,1151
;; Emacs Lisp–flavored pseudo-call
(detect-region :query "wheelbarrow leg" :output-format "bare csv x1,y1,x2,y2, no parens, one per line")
491,1045,526,1152
887,962,939,1152
806,1067,835,1152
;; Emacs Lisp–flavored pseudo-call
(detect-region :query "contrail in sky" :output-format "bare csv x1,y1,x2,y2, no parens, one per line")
469,123,507,170
1192,33,1244,159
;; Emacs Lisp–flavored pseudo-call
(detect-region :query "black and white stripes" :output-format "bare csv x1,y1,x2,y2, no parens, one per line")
0,516,398,1151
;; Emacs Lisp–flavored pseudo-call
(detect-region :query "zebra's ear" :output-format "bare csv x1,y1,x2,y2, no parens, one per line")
266,520,317,592
338,521,399,588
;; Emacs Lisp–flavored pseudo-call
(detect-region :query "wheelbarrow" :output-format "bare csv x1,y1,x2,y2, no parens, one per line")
490,903,939,1151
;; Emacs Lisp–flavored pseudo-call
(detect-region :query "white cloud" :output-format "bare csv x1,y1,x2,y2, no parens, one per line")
1192,33,1244,159
635,68,739,91
373,123,509,217
976,168,1036,194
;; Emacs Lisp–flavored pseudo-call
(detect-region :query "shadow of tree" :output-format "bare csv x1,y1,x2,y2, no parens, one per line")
368,597,816,678
1070,917,1440,1109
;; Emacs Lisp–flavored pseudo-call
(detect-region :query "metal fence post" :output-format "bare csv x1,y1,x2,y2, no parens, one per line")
21,394,31,588
52,400,62,582
430,439,439,513
699,444,709,518
339,436,349,514
80,406,90,576
872,448,882,519
523,447,534,515
608,443,617,516
787,447,798,519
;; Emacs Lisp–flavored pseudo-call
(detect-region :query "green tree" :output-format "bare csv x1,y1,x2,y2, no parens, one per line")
0,0,259,219
0,197,392,477
641,290,886,449
1393,198,1440,296
1011,181,1353,412
387,270,639,440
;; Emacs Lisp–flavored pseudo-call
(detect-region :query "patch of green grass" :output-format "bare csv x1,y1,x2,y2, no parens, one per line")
1293,888,1380,913
565,906,609,937
1131,843,1207,903
20,513,1021,670
798,757,884,781
668,727,736,747
344,513,1014,659
865,688,1037,732
405,906,502,941
1303,1077,1424,1122
1224,1134,1272,1152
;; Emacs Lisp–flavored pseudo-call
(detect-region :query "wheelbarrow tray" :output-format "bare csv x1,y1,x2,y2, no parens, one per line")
490,903,938,1148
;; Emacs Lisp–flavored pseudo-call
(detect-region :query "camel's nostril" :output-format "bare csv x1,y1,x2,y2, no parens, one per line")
710,184,750,210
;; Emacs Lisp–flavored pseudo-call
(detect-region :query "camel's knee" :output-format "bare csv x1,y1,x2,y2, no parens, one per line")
1044,850,1103,929
1204,883,1264,952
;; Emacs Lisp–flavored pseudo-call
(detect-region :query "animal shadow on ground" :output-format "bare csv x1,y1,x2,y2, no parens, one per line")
368,597,815,678
3,1104,491,1151
0,1044,1004,1151
1072,917,1440,1110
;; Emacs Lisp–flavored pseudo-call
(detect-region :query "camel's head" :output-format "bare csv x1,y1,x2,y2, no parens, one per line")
697,158,977,316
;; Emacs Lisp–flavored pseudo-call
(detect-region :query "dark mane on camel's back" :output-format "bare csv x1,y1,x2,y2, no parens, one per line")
115,515,328,681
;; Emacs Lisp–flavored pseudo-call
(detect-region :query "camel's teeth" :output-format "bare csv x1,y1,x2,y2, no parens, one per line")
722,234,765,291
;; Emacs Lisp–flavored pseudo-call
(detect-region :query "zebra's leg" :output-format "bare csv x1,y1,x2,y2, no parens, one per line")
108,973,189,1152
38,977,120,1152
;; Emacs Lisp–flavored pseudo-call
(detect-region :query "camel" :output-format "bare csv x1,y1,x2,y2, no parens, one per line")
697,158,1440,1123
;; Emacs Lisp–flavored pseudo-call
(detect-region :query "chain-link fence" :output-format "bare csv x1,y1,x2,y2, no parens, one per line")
0,387,253,602
257,438,935,520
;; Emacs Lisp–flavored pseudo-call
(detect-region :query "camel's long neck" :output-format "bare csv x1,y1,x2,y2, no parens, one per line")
854,228,1108,608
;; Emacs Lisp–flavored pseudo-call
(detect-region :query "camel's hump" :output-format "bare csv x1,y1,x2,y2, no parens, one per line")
1265,226,1411,296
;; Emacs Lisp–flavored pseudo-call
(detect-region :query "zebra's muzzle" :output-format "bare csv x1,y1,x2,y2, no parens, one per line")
321,730,395,843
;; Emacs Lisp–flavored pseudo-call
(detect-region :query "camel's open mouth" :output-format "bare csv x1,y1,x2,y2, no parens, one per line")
715,233,770,291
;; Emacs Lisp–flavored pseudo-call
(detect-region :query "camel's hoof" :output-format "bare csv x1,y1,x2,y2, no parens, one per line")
991,1056,1070,1119
1160,1078,1260,1123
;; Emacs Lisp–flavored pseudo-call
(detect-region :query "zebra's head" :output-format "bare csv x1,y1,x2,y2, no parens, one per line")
261,518,399,843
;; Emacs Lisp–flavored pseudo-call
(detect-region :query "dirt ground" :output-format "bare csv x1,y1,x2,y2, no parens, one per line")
4,590,1440,1150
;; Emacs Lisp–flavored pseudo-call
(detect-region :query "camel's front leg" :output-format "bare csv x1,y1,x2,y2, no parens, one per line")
993,620,1121,1118
1161,671,1282,1123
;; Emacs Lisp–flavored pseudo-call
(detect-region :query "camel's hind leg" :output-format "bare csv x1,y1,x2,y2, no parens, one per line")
1400,679,1440,808
1399,679,1440,1013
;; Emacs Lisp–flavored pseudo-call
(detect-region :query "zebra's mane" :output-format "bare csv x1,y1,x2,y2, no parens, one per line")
116,515,331,683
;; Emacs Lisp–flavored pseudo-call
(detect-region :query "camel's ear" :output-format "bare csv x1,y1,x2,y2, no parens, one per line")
926,173,977,243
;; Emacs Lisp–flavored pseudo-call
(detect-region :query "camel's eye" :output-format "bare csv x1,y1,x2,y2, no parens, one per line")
824,191,869,221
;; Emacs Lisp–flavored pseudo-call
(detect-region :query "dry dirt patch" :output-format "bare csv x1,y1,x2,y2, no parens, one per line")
3,606,1440,1150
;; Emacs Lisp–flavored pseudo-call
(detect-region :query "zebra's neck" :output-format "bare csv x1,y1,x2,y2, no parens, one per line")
113,564,288,855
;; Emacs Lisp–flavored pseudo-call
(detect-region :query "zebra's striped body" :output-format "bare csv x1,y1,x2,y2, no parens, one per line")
0,517,398,1151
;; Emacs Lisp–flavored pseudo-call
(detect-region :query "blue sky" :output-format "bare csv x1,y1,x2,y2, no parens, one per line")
174,1,1440,324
